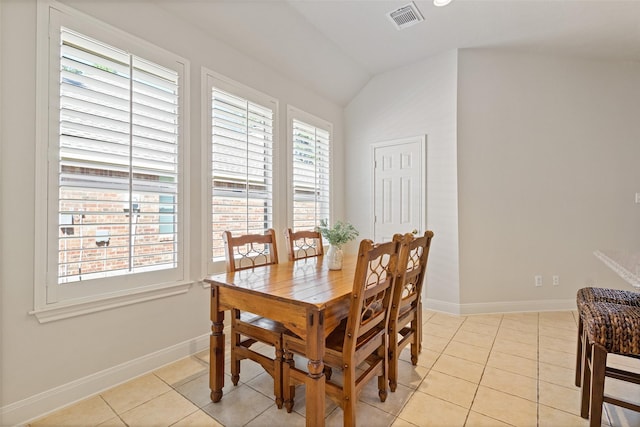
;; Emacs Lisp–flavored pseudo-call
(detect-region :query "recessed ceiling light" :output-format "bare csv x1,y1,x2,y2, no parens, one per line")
434,0,453,6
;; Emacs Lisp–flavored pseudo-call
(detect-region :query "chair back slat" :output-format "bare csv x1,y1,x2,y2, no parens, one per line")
343,237,408,356
223,229,279,272
284,228,324,261
392,231,434,318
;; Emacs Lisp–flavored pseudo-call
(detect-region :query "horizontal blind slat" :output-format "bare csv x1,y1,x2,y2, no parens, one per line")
58,27,180,283
292,118,331,229
211,86,274,260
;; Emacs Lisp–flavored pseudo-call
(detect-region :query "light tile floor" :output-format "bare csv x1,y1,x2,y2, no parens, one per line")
29,310,640,427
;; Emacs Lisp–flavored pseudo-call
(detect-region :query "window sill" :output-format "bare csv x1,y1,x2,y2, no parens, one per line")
30,281,194,323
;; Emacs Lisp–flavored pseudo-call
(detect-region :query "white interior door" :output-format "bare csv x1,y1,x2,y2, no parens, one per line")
373,136,425,242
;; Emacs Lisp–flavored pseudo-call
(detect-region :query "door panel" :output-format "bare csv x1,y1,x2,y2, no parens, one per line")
373,137,425,242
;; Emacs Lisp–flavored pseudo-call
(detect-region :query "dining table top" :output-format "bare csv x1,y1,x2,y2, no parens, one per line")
204,254,359,309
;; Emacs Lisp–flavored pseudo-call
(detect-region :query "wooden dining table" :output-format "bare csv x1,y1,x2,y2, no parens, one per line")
204,255,357,427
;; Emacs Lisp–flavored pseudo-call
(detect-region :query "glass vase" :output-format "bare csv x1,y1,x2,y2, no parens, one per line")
326,245,344,270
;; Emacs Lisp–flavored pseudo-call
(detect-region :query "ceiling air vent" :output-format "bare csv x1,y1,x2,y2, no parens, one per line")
387,2,424,30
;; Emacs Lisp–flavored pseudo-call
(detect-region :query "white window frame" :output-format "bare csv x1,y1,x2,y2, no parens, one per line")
286,106,333,231
202,69,279,274
33,1,191,322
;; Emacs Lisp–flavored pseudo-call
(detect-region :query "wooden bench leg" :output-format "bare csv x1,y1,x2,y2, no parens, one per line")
589,344,607,427
575,315,583,387
580,330,592,419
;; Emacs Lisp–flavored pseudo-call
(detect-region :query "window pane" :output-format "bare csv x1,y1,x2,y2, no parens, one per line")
211,88,274,260
58,28,179,283
292,118,330,231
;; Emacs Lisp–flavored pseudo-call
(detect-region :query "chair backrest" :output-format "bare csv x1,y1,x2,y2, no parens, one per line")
284,228,324,261
391,230,434,319
222,229,279,273
343,236,408,356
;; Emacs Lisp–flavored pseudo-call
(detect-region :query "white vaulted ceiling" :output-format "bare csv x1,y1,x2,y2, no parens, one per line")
157,0,640,106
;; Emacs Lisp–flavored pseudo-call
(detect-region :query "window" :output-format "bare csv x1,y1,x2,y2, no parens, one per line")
206,71,277,262
288,107,332,231
35,3,189,316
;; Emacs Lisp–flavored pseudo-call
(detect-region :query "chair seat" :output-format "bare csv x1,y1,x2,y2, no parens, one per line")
325,320,385,352
577,287,640,310
239,313,289,334
582,302,640,355
397,303,415,320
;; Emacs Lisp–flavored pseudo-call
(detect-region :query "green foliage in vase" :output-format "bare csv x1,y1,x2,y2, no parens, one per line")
316,219,359,247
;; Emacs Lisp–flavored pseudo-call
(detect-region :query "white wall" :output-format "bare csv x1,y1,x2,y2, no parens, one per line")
344,51,461,312
346,48,640,315
457,49,640,311
0,1,343,424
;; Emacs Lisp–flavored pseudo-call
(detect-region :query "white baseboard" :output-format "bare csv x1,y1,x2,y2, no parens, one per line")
424,298,461,315
1,334,210,426
425,298,576,315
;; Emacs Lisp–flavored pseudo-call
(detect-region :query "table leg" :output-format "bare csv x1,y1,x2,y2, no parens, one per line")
210,287,225,402
305,311,326,427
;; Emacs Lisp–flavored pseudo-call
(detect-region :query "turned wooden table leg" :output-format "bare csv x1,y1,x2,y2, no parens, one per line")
210,287,225,402
305,310,326,427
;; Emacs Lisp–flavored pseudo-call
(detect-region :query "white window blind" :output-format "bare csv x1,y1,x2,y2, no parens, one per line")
58,28,179,283
292,118,330,231
211,87,274,260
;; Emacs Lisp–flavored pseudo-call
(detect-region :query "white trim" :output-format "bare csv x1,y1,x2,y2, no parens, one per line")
29,280,194,323
200,68,211,280
34,0,191,309
424,298,461,315
425,297,576,315
1,334,210,426
203,67,280,274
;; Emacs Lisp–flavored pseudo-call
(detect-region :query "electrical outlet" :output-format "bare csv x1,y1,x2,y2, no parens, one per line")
535,275,543,287
552,275,560,286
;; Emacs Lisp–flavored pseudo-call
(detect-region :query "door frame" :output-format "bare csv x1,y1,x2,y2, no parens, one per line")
370,135,427,239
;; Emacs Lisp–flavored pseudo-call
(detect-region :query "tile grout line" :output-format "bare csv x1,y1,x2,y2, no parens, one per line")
389,312,461,426
537,311,540,427
462,313,517,427
98,394,129,427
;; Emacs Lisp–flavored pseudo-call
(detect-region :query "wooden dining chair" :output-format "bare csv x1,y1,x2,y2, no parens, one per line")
388,230,434,392
284,228,324,261
222,228,286,408
282,236,408,426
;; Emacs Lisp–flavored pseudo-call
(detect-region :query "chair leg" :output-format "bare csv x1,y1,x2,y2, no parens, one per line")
274,344,284,409
410,316,419,365
388,333,399,392
283,349,295,413
575,315,584,387
417,300,423,353
589,345,607,427
343,377,357,427
378,342,388,402
231,309,241,386
580,330,592,419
